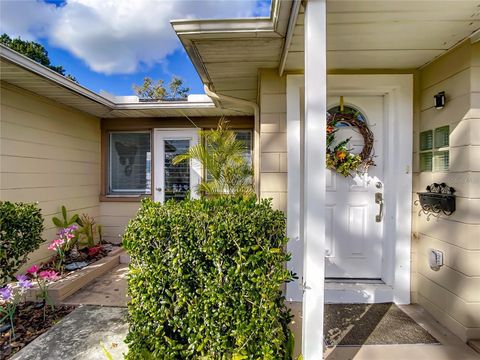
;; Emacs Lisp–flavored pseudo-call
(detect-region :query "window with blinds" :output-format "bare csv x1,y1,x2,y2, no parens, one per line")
108,132,151,195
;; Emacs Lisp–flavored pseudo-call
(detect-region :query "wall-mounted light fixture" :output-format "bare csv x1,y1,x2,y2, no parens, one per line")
434,91,446,110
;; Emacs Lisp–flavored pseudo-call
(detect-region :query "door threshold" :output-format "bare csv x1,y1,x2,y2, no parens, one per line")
325,281,394,304
325,278,384,284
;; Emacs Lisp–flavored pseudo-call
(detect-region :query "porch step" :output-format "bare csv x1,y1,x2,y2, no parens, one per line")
325,281,394,303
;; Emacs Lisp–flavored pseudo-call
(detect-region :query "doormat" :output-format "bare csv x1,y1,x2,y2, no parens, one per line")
324,303,439,347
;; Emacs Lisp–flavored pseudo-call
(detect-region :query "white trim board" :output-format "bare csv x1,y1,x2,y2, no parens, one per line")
286,74,413,306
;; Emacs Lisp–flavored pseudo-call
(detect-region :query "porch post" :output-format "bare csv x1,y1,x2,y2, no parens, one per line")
302,0,326,359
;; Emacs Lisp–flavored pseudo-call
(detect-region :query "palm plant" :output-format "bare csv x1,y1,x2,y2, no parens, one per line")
173,119,254,197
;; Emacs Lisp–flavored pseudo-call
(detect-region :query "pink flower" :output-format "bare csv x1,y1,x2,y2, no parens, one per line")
38,270,59,281
27,264,40,275
47,238,65,251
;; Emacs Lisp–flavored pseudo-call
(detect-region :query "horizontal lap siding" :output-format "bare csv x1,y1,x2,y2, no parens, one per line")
259,69,287,213
99,202,142,243
412,41,480,342
0,82,101,268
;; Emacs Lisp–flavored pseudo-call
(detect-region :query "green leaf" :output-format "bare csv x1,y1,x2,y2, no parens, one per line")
99,342,114,360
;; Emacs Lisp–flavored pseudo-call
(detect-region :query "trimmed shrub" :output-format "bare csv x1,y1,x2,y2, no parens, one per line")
123,197,294,359
0,201,44,284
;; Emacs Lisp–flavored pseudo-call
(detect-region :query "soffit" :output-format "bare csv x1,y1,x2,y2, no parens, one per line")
283,0,480,71
0,48,249,118
172,0,293,104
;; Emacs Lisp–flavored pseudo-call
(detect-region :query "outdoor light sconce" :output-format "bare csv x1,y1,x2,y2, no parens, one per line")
434,91,446,110
415,183,455,220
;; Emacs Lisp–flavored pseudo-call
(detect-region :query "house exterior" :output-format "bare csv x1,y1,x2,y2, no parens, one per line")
1,0,479,358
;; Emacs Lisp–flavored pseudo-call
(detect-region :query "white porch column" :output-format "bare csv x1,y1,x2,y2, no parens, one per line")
302,0,326,359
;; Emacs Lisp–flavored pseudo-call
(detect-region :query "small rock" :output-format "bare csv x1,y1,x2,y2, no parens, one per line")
65,261,89,271
0,323,11,333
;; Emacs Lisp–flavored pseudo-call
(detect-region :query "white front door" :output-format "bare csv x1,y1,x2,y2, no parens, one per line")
153,129,202,203
325,95,385,279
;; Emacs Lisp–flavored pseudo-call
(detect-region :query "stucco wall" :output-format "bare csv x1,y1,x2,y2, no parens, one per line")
412,40,480,342
0,82,101,267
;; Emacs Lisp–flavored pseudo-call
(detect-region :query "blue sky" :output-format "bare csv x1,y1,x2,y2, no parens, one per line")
1,0,271,96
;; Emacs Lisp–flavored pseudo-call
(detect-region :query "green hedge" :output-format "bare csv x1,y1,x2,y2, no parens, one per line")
0,201,44,284
123,197,294,359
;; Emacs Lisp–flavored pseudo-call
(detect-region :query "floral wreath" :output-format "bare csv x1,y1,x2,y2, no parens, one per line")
326,111,375,177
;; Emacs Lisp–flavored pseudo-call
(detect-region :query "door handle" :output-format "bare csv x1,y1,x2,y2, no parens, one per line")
375,192,384,222
156,187,162,192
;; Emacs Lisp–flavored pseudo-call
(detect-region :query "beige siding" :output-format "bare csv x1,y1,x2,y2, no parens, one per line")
259,69,288,213
99,202,141,243
0,82,101,267
412,40,480,342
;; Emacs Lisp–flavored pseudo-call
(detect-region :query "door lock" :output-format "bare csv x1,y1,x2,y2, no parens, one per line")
375,192,384,222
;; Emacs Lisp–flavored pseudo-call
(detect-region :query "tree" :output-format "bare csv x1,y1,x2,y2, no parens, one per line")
173,119,254,197
133,75,190,100
0,33,78,83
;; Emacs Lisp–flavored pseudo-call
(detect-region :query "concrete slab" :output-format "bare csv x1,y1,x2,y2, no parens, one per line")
62,264,129,307
11,306,128,360
324,304,480,360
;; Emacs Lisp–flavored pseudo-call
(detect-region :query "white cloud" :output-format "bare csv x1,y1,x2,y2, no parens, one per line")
0,0,266,74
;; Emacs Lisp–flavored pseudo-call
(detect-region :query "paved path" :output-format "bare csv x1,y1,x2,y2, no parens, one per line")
11,306,128,360
63,264,129,307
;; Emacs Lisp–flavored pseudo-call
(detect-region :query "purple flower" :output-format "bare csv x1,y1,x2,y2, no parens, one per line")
0,286,12,302
16,275,33,290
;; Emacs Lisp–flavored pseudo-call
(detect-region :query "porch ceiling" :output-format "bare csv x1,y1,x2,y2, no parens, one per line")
284,0,480,71
175,0,480,103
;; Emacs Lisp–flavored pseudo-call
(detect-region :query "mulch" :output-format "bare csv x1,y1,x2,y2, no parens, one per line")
0,302,75,360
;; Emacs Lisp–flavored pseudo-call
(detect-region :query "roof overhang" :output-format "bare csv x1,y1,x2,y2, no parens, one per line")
171,0,293,104
0,44,250,118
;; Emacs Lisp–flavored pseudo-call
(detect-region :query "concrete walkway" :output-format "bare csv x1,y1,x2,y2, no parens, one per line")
11,306,128,360
63,264,129,307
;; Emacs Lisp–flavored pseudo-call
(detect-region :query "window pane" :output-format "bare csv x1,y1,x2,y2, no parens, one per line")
235,131,253,165
434,126,449,148
420,152,432,172
420,130,433,151
109,132,151,195
433,151,449,172
164,140,190,201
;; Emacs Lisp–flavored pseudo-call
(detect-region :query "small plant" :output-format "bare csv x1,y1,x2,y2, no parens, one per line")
47,225,79,272
0,275,33,340
0,201,44,284
52,205,79,228
77,214,99,248
27,265,58,322
173,119,254,197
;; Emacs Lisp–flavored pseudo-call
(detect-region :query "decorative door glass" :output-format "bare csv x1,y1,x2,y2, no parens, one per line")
164,139,190,201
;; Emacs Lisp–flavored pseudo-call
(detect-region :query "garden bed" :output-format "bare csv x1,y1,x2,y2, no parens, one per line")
0,302,75,359
25,246,124,304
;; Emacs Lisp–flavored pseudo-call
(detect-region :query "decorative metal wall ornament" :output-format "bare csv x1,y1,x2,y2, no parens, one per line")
415,182,456,220
326,109,375,177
